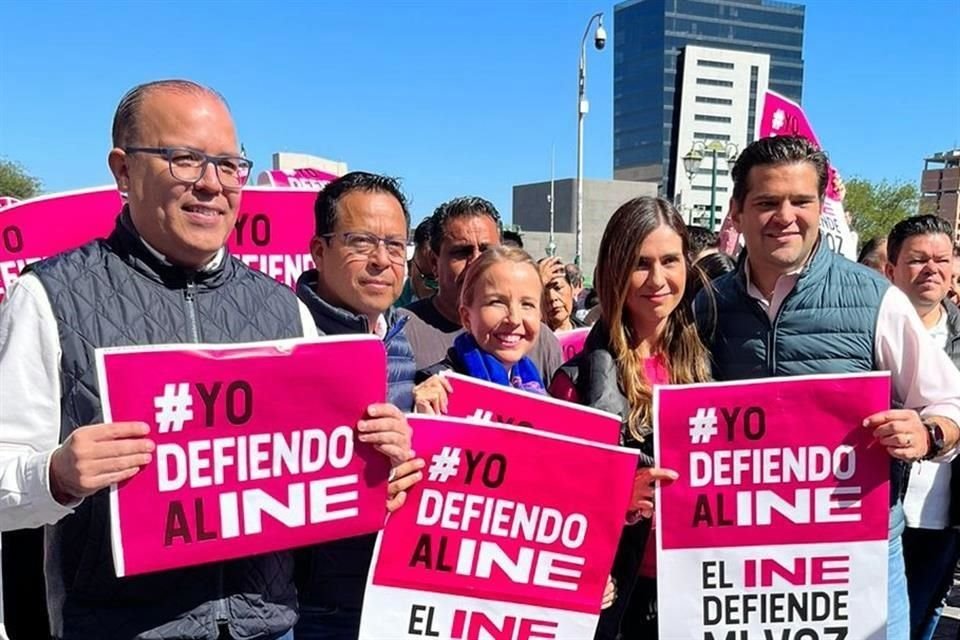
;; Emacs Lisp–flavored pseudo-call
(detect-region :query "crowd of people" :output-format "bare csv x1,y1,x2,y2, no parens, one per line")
1,78,960,640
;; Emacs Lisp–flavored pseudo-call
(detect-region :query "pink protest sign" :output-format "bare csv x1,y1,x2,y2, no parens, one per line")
0,185,318,302
654,372,891,638
556,327,590,361
256,167,339,190
359,415,640,639
757,90,856,260
440,371,620,445
96,336,390,577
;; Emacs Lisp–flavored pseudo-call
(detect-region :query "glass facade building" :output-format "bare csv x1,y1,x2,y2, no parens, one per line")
613,0,805,193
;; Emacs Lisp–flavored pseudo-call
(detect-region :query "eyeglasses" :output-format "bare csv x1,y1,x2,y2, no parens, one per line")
321,231,408,264
124,146,253,190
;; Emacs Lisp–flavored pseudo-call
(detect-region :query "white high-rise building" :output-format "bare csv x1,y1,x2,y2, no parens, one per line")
672,45,770,230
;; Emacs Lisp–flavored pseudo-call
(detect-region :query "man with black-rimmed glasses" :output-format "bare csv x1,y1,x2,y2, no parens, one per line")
0,80,412,640
293,171,421,639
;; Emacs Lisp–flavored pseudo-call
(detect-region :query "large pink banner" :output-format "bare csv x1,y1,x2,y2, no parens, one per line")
0,185,318,301
441,371,620,445
359,415,640,639
96,336,390,577
256,167,339,190
654,373,891,639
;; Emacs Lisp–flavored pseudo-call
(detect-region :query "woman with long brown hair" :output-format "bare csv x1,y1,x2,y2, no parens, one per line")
550,196,712,638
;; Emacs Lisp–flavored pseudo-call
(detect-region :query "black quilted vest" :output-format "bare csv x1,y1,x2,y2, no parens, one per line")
28,212,304,640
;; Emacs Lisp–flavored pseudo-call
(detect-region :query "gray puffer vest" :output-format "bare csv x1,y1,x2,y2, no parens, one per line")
28,212,304,640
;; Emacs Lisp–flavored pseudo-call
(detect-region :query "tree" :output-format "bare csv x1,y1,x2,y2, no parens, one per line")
0,159,42,200
844,177,919,246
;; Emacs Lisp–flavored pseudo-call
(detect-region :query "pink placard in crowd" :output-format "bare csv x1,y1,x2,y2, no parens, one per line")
256,167,339,190
756,90,857,259
359,415,640,639
556,327,591,361
440,371,621,445
0,185,318,302
96,336,390,577
654,373,891,638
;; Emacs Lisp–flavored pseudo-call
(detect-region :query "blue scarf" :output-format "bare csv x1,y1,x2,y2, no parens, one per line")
453,333,546,395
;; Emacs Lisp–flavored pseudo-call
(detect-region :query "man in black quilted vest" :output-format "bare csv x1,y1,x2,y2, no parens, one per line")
0,80,410,640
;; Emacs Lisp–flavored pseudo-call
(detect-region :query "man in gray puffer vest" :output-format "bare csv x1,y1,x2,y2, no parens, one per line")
0,80,319,640
695,136,960,640
293,171,422,639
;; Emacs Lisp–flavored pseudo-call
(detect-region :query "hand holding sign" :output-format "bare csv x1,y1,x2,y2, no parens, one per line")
628,466,679,522
862,408,932,461
357,403,414,466
50,421,156,505
413,374,453,415
387,457,426,513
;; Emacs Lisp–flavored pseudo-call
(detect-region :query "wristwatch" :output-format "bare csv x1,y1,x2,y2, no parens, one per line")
921,420,946,461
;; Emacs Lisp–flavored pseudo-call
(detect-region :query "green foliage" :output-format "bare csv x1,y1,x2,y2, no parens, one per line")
0,159,42,200
844,177,919,246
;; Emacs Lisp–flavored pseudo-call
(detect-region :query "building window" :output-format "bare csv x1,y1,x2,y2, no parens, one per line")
694,114,733,123
697,59,735,70
696,96,733,106
693,132,732,141
692,185,729,192
696,78,734,88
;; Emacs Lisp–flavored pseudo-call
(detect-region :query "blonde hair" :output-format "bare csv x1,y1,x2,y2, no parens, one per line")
595,197,711,441
459,246,542,309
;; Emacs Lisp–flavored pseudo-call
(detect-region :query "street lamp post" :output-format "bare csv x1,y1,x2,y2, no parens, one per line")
684,140,739,230
575,11,606,267
547,145,557,257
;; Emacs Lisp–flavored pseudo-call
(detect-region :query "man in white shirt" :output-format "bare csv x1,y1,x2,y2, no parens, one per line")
696,136,960,640
886,214,960,640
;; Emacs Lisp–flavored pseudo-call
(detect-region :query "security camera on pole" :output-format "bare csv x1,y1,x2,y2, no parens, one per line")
575,11,606,268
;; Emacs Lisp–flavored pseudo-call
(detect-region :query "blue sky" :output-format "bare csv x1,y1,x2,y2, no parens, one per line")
1,0,958,225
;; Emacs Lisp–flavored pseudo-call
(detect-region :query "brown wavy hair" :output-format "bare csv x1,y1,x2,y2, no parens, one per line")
595,197,711,441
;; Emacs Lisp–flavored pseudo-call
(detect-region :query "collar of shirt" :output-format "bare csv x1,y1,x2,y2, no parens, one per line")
929,304,949,349
744,259,805,321
374,314,388,339
139,237,225,272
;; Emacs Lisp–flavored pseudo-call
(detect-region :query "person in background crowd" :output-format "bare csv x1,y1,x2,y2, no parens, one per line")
696,135,960,640
399,197,562,381
950,243,960,305
686,224,719,261
502,228,523,248
539,256,587,332
885,215,960,640
565,262,589,318
397,217,435,307
293,171,420,639
689,252,736,297
858,236,888,273
0,79,324,640
549,197,712,639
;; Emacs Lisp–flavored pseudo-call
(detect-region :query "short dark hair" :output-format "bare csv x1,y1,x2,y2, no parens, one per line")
428,196,502,254
564,263,584,288
413,217,432,250
313,171,410,237
502,229,524,248
886,215,954,265
112,80,227,148
731,136,829,206
686,225,718,257
857,237,887,268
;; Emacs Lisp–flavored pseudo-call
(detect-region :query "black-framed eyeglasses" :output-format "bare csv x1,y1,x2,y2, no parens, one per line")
321,231,408,264
124,146,253,190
